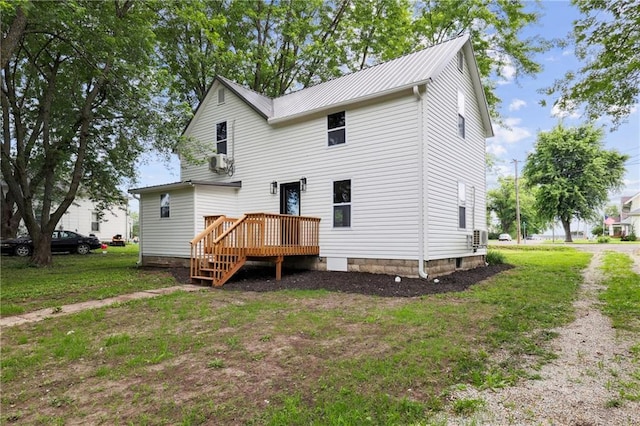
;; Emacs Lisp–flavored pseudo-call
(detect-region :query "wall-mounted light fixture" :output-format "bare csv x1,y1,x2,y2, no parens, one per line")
300,177,307,192
270,181,278,195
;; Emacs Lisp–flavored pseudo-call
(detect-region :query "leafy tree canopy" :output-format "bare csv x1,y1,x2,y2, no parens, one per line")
156,0,546,118
543,0,639,128
487,175,547,237
1,0,177,265
522,123,628,242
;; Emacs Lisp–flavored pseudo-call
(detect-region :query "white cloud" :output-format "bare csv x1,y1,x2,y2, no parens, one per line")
493,117,533,145
497,58,516,86
508,99,527,111
562,49,572,56
551,100,580,119
486,143,506,156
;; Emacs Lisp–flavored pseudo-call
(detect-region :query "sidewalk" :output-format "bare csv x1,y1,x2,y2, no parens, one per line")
0,284,204,328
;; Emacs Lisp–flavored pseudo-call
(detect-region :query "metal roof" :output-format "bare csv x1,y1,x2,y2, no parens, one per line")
129,180,241,194
208,33,492,136
271,35,468,121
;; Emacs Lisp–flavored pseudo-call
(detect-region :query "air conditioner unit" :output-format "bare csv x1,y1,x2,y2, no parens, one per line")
209,153,227,172
473,229,488,247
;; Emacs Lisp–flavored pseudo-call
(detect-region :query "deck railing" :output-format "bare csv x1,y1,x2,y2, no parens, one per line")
190,213,321,284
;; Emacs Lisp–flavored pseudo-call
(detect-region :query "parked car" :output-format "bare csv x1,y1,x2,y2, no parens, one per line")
498,233,512,241
1,230,102,257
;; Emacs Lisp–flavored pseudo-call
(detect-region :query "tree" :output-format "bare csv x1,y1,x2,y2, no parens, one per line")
544,0,639,128
155,0,546,118
1,0,176,266
604,204,620,219
487,175,546,237
523,124,628,242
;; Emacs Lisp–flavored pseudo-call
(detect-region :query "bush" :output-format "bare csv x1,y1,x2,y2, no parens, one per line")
597,236,610,243
486,250,506,265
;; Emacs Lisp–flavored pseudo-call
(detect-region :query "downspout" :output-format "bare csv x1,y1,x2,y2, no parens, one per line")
132,194,142,265
413,83,430,279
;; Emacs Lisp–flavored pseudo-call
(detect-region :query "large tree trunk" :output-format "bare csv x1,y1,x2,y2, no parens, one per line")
561,217,573,242
31,233,53,267
1,193,22,239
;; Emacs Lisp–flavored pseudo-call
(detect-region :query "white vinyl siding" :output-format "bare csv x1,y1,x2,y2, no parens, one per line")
140,188,194,257
424,49,486,260
56,198,129,241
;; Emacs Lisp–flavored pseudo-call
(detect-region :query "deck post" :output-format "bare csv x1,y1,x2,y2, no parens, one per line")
275,255,284,280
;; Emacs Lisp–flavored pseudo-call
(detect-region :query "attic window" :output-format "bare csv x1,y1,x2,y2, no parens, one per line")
457,51,464,72
328,111,346,146
218,88,225,104
457,89,465,139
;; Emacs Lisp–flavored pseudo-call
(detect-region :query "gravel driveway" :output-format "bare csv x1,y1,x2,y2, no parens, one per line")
445,244,640,425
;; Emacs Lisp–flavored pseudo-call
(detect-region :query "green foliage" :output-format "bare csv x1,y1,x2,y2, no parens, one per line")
1,0,180,266
597,236,610,243
544,0,640,128
599,251,640,332
592,225,604,237
487,175,547,235
155,0,546,118
486,250,506,265
523,123,628,242
452,398,485,416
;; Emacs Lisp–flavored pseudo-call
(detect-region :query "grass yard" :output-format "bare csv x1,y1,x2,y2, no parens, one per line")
0,245,177,317
1,247,594,424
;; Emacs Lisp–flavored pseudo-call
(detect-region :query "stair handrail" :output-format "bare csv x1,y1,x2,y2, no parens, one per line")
211,214,248,246
190,215,228,245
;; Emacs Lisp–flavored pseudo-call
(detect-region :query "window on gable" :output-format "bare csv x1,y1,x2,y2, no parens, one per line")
457,89,465,139
333,180,351,227
216,121,227,155
328,111,346,146
218,87,225,104
458,182,466,229
457,51,464,72
160,193,170,218
91,212,100,231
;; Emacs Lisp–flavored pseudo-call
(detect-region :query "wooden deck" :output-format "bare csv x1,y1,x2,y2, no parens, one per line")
190,213,320,286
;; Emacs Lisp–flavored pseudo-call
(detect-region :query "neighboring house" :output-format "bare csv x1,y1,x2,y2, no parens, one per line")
621,192,640,236
57,197,131,242
130,34,493,283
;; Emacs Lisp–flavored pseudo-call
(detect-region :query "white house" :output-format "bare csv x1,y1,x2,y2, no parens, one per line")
57,197,131,242
621,192,640,236
131,34,493,283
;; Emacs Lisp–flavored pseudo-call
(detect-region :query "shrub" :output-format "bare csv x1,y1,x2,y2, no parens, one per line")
486,250,506,265
597,236,610,243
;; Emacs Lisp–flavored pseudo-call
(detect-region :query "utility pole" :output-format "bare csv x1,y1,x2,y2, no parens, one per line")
514,159,522,244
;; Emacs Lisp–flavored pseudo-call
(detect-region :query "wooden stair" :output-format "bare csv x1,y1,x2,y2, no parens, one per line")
190,213,320,287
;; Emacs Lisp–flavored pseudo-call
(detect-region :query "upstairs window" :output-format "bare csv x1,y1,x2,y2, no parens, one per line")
91,212,100,231
457,89,465,139
458,181,466,229
160,193,170,218
333,180,351,227
217,87,225,104
328,111,346,146
457,51,464,72
216,121,227,155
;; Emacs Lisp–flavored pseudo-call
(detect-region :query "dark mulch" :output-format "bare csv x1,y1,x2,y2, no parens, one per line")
161,263,514,298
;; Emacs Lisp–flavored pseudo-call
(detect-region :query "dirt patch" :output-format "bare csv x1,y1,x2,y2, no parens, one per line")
161,263,513,297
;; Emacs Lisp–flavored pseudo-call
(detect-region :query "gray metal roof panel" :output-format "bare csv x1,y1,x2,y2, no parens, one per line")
271,35,468,120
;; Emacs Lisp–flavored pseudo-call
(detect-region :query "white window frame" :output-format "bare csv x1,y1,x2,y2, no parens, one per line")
332,179,351,228
91,211,100,232
457,51,464,72
457,89,465,139
217,87,225,104
458,181,466,229
160,193,170,218
327,111,346,146
216,121,227,155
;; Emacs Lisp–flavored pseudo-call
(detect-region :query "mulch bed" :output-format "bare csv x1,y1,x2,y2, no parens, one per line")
160,263,514,298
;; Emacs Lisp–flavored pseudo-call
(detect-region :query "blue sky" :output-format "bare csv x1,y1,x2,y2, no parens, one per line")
132,1,640,211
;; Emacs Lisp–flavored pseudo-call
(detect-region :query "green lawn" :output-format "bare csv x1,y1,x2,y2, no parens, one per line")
0,246,605,424
0,245,177,317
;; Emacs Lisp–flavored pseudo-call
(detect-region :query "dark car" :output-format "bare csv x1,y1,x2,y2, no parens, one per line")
1,230,102,257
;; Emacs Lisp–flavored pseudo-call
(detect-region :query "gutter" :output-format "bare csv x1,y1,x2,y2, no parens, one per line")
413,83,430,279
132,194,142,266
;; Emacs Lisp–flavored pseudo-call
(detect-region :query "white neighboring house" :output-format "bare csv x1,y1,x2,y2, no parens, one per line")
57,197,131,242
621,191,640,236
131,34,493,279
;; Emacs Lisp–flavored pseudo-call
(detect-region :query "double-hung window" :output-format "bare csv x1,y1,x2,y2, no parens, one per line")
91,212,100,231
458,182,466,229
216,121,227,155
457,89,465,139
333,180,351,227
160,193,170,218
328,111,346,146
